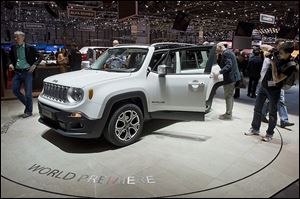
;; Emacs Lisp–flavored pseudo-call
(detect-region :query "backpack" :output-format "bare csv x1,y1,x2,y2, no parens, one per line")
282,61,298,90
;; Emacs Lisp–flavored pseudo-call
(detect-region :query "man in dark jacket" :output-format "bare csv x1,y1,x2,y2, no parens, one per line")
213,42,241,120
7,31,42,118
68,43,82,71
247,48,263,98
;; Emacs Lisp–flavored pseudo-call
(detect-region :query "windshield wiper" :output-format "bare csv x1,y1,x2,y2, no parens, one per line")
104,68,135,72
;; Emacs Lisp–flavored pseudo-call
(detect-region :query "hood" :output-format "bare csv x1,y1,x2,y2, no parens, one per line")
44,69,131,88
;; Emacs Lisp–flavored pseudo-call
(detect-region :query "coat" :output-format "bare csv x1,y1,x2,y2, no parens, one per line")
219,49,241,84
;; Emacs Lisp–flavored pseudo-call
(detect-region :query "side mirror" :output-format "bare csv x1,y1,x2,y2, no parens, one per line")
157,64,167,76
82,61,91,69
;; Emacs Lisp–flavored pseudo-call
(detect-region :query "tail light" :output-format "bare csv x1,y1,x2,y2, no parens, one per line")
82,53,87,61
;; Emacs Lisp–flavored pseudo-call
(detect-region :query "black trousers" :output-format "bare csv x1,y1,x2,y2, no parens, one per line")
248,77,259,96
251,86,281,135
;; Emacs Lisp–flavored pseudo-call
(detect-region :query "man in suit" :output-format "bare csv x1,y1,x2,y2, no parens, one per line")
213,42,241,120
7,31,42,118
247,47,263,98
68,42,82,71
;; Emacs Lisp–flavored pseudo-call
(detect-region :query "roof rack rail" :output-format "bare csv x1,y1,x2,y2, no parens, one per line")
150,42,196,50
114,44,149,47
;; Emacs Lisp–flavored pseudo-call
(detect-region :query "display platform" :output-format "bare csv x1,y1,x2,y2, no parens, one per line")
1,88,299,198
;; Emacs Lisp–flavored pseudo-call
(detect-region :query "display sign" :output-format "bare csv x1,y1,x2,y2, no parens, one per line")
260,14,275,24
80,26,96,32
28,164,156,185
68,8,96,18
45,44,65,53
118,1,138,20
23,23,46,29
252,29,262,40
233,36,252,49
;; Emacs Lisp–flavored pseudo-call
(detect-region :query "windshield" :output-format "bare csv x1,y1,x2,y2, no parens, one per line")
90,48,148,72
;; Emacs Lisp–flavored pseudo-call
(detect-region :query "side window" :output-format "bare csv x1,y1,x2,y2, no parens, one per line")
149,52,166,71
178,49,210,74
163,52,176,74
152,51,176,74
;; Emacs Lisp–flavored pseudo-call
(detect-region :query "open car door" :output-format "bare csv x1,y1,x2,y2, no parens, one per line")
147,45,224,120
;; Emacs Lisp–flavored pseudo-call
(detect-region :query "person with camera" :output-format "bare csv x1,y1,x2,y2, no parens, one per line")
7,31,42,118
261,40,295,128
244,42,297,142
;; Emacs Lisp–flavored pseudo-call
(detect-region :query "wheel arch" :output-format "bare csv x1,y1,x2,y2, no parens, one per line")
101,91,150,126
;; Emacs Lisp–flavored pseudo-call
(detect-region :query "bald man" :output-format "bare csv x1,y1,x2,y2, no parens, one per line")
112,40,119,46
213,42,241,120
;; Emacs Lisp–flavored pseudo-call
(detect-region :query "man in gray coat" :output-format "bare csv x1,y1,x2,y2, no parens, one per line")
213,42,241,120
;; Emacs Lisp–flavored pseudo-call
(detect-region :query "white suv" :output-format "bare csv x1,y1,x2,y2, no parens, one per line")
38,42,224,146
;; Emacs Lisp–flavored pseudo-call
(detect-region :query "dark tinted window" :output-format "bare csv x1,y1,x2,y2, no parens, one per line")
149,52,167,71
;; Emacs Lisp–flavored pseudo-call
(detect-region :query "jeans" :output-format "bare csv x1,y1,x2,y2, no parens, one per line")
248,77,259,96
223,82,236,115
251,86,281,136
12,71,33,114
262,90,289,123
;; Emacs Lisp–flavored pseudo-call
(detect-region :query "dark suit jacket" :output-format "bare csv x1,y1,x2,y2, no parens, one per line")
7,43,42,68
68,49,82,71
219,49,241,84
247,55,263,79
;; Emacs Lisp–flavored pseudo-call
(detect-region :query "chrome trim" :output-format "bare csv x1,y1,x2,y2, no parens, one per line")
42,82,70,103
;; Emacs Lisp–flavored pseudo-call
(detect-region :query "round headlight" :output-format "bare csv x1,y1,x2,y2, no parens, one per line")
67,87,84,103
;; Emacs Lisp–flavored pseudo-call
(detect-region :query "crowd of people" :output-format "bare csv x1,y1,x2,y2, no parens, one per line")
213,40,298,142
52,43,82,73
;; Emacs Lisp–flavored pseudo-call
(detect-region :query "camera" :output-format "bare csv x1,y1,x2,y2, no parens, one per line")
265,48,279,60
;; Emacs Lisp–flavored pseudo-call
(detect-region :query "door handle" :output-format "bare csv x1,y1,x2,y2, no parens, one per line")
188,81,204,89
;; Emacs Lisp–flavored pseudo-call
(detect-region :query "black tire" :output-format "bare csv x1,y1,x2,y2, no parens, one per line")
104,104,144,147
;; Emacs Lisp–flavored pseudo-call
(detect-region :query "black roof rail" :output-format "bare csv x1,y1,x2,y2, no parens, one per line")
151,42,196,50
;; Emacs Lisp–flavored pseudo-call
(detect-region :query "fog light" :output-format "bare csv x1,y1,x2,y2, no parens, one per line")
69,112,82,118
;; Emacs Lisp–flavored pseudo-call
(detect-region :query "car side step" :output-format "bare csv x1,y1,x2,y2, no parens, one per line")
150,111,205,121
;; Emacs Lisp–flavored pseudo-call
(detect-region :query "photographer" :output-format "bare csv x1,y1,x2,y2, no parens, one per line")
245,42,297,142
261,40,295,128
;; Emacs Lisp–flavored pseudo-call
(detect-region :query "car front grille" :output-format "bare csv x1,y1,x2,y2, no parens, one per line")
43,82,69,103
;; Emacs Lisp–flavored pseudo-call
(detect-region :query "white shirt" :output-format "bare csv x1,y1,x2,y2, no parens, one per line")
259,57,271,83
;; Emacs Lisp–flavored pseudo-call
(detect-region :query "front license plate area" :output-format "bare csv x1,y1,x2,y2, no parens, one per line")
42,109,54,119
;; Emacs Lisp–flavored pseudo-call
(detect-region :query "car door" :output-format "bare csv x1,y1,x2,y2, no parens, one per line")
147,46,223,113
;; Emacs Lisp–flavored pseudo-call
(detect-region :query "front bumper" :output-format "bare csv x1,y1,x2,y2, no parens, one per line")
38,102,105,139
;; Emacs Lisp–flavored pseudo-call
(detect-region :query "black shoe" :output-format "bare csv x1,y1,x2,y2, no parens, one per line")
251,94,256,98
261,117,269,123
247,94,251,98
22,113,32,118
280,122,295,128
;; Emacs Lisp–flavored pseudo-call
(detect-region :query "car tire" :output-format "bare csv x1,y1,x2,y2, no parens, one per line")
104,104,144,147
